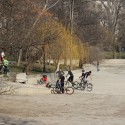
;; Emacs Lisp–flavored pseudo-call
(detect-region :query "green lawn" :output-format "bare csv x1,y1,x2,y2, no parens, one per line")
104,52,125,59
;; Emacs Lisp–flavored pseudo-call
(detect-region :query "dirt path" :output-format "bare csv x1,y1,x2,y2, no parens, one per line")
0,59,125,125
0,93,125,125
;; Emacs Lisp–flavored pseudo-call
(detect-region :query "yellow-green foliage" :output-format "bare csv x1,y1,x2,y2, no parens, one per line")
40,19,87,62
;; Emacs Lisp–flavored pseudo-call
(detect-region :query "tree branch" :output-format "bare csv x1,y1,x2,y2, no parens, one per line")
100,0,108,10
24,0,61,41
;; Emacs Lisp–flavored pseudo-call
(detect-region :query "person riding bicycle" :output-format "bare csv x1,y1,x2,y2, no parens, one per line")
56,68,65,86
79,69,85,82
84,71,92,84
66,68,74,84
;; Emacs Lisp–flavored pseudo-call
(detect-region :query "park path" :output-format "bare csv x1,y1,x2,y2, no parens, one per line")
0,59,125,125
11,59,125,96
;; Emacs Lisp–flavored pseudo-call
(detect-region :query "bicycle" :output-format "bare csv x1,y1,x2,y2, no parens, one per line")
65,78,78,89
51,82,74,95
74,80,93,92
37,79,45,85
46,82,55,88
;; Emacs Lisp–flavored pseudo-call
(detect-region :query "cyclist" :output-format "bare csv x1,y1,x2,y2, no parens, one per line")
79,69,85,82
84,71,92,83
66,68,74,84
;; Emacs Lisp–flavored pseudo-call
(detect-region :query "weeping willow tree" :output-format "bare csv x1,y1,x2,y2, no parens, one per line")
45,20,90,69
25,16,90,74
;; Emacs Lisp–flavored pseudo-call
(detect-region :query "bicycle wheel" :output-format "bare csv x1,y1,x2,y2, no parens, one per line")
39,79,45,85
80,83,86,91
72,81,79,89
65,87,74,95
51,89,54,94
77,82,83,89
51,87,57,94
87,83,93,92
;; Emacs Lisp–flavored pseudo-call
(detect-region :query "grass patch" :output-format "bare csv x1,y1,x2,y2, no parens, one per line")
104,52,125,59
9,64,57,74
9,65,24,73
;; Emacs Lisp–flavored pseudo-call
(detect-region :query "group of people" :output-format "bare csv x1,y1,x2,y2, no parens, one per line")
55,68,73,93
0,51,9,76
55,68,92,94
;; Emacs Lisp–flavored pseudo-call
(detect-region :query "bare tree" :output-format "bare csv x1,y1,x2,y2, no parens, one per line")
99,0,123,58
0,0,61,65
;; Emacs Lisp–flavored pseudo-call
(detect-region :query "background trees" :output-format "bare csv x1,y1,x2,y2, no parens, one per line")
1,0,125,73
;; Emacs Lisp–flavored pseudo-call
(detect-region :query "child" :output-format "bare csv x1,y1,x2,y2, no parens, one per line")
42,75,48,87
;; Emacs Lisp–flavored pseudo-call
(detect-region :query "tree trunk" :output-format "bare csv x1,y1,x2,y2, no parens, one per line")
118,46,121,59
17,49,22,66
55,56,60,71
64,57,67,65
113,49,117,59
69,0,74,70
26,64,32,75
79,59,83,68
56,61,60,71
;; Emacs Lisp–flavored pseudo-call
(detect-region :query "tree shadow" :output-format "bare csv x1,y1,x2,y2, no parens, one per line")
0,116,46,125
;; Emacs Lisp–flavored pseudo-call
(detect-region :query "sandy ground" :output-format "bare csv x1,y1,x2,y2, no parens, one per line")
0,59,125,125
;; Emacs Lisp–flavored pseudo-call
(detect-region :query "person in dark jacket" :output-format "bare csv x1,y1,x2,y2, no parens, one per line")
60,74,65,93
84,71,92,82
66,68,74,83
79,69,85,82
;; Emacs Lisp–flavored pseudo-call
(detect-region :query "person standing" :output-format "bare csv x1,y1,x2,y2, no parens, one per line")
56,68,65,85
60,74,65,93
97,61,100,71
3,58,9,76
56,68,64,77
0,51,5,62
